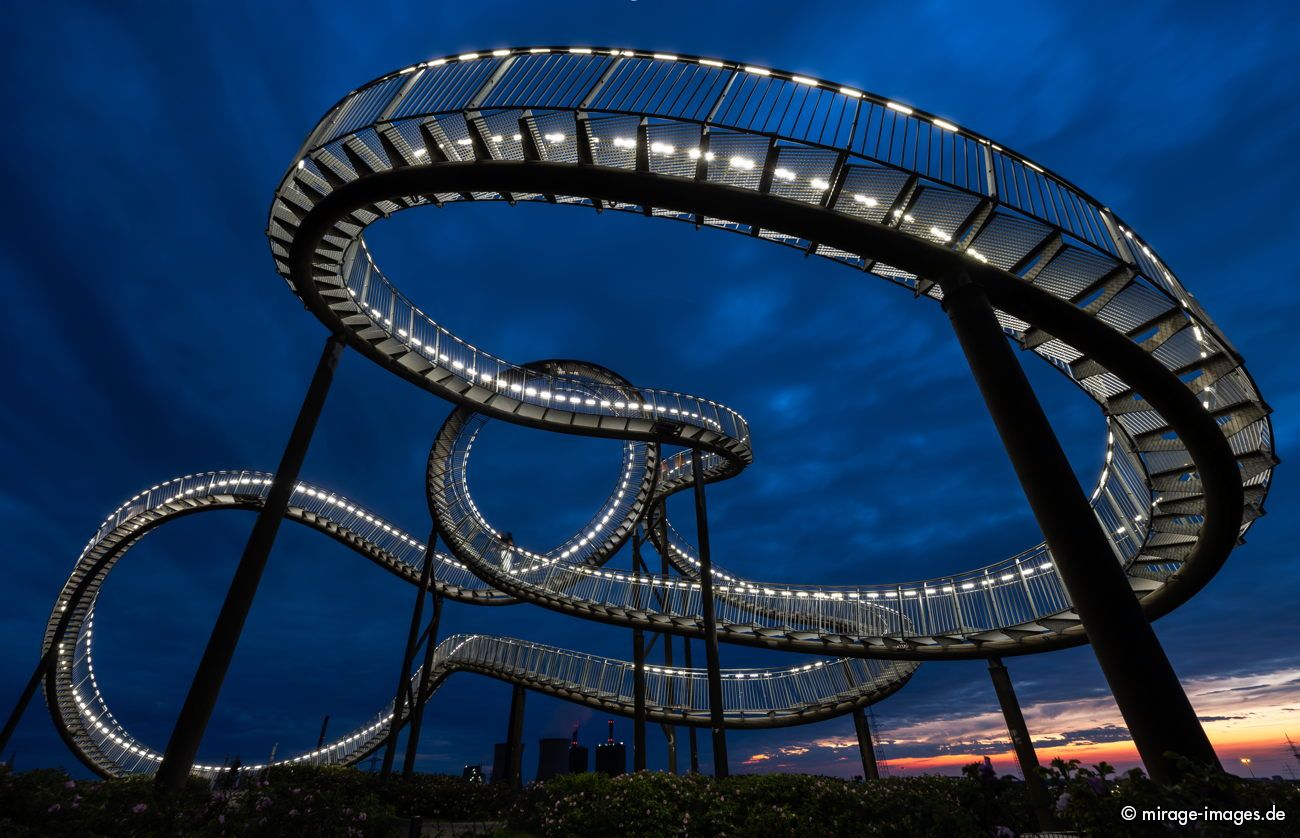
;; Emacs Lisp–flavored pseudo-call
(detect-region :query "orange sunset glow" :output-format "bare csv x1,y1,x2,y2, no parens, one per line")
740,665,1300,780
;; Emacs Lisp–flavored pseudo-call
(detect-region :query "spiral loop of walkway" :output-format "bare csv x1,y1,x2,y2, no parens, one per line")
42,473,912,777
41,46,1274,778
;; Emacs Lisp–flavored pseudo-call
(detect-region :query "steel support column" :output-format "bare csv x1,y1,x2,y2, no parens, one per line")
683,638,700,773
691,452,728,778
404,533,444,778
0,651,53,758
851,708,880,781
157,334,344,790
660,542,679,775
631,532,649,771
632,627,647,771
505,684,526,788
382,529,438,778
938,272,1218,783
988,656,1052,829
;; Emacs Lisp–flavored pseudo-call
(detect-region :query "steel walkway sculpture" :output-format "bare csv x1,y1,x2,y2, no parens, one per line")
28,46,1273,784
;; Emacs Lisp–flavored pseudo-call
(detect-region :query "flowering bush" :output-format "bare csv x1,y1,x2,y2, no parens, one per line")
1039,756,1299,837
2,758,1295,836
508,771,993,836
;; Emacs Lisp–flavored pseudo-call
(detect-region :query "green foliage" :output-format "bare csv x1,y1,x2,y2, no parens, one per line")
508,771,992,837
1041,755,1300,837
2,758,1296,837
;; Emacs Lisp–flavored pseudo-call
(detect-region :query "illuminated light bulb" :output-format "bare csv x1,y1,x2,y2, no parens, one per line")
1024,160,1044,173
458,53,480,61
745,66,771,76
649,141,675,154
569,47,592,54
412,147,428,157
614,137,634,149
540,391,552,399
729,156,755,170
810,178,830,190
491,135,503,142
429,58,447,67
654,53,678,61
774,168,795,181
296,159,305,170
699,59,724,67
509,383,522,393
932,118,958,132
544,133,566,143
529,47,549,54
886,101,913,114
903,213,915,223
791,75,817,86
512,133,523,141
929,226,951,242
853,194,878,207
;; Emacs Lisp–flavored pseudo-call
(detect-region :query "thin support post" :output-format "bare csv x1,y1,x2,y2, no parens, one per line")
938,272,1218,783
404,537,444,778
631,533,648,771
852,708,880,781
660,546,679,775
988,656,1052,830
691,452,728,778
632,627,647,771
683,638,700,774
505,684,526,788
382,531,438,778
157,334,344,790
317,715,330,749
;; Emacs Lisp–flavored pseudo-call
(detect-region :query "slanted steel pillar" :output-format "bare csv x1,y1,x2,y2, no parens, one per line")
0,650,54,758
691,452,728,778
505,684,526,788
683,638,700,774
157,334,344,790
382,530,438,778
939,272,1219,783
851,708,880,781
404,535,444,778
988,656,1052,829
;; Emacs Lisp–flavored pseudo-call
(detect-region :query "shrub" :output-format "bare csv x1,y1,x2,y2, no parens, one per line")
1,757,1295,836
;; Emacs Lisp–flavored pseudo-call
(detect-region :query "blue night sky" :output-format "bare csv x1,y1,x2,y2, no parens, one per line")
3,1,1299,780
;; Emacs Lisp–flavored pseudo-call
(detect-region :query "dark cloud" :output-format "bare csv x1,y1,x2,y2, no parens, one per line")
2,1,1298,779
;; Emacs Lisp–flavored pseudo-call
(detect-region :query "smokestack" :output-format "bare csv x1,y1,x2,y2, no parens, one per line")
571,724,579,746
607,720,614,744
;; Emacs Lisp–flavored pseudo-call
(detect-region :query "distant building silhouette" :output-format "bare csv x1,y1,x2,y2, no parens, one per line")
595,719,625,777
536,738,570,782
568,724,588,774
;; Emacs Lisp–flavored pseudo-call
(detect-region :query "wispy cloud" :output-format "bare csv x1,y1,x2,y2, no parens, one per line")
740,666,1300,779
